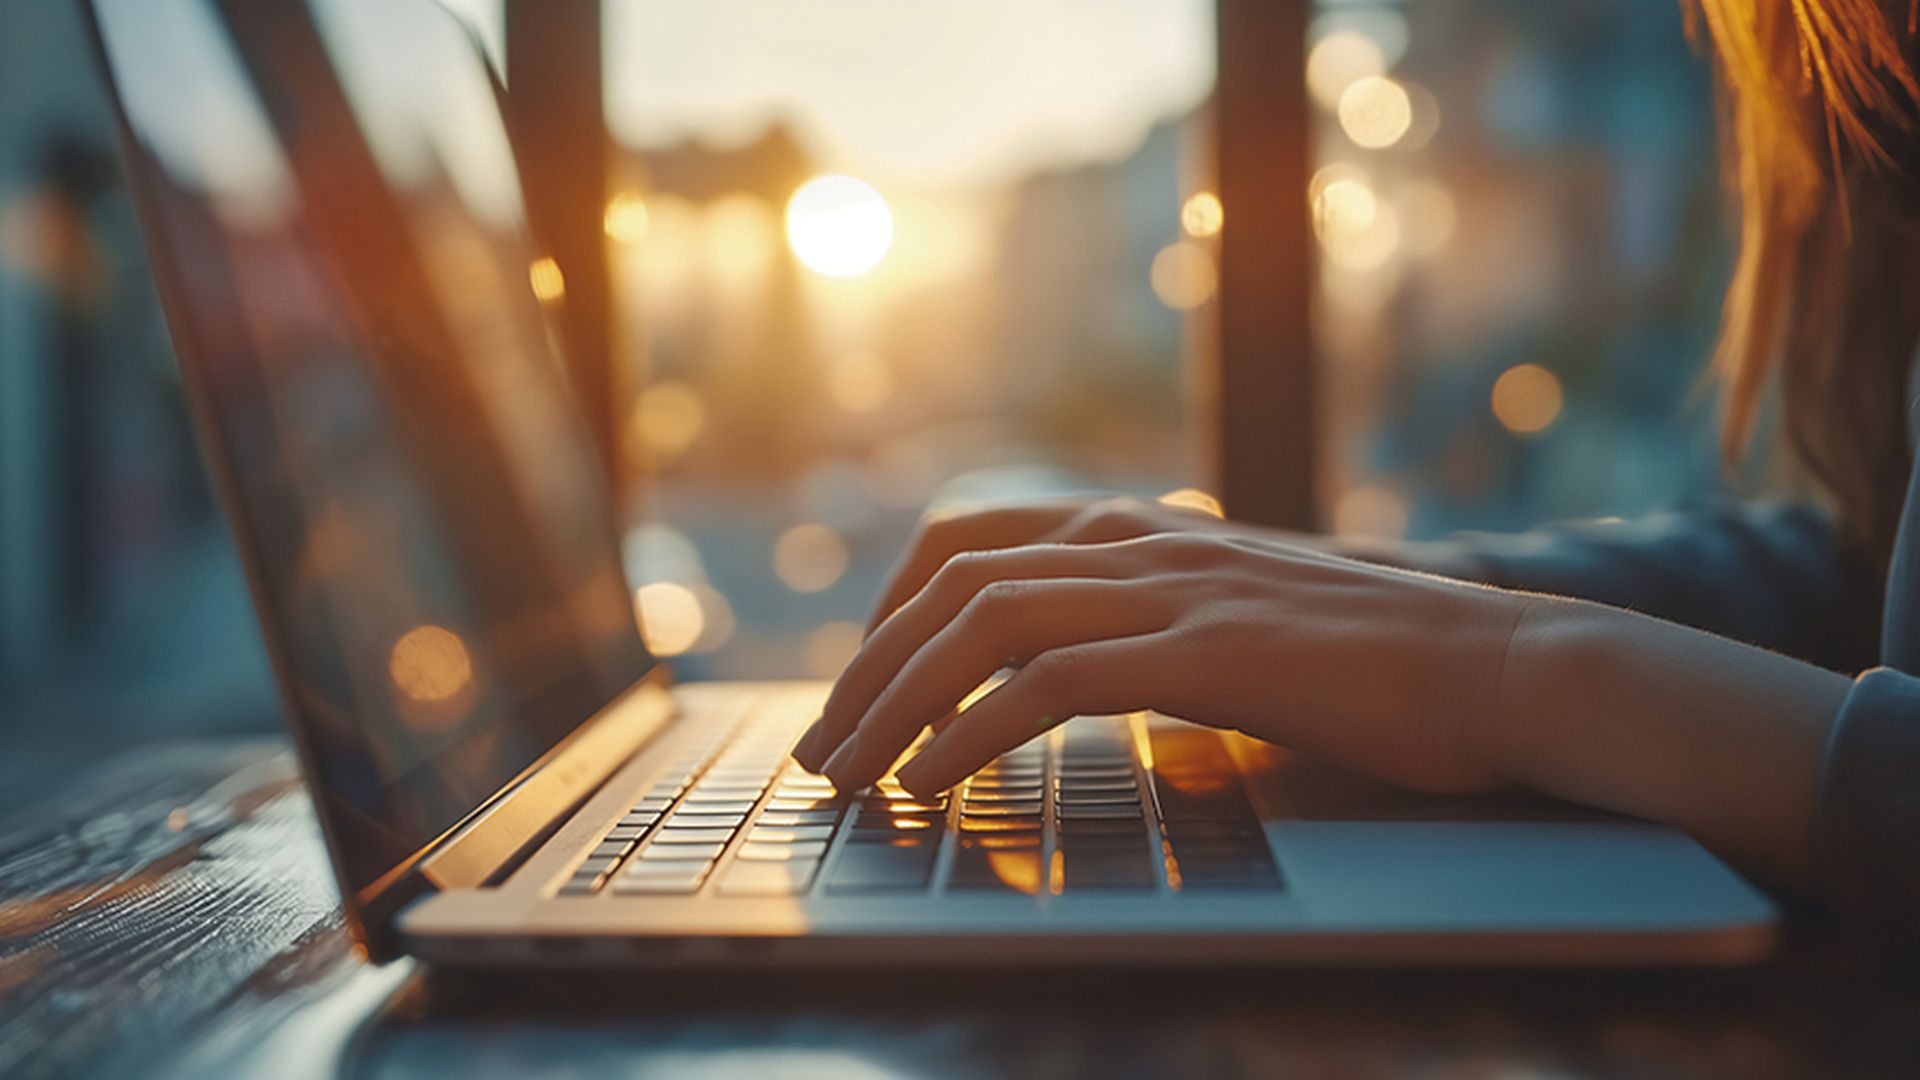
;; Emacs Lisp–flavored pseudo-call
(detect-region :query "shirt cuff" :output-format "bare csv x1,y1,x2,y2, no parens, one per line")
1812,666,1920,930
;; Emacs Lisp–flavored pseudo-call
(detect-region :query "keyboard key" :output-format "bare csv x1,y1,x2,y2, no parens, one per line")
962,787,1044,803
719,860,820,896
690,784,765,800
632,796,677,813
767,797,845,812
639,841,728,861
666,811,750,829
959,816,1042,833
747,825,835,843
1056,817,1144,836
573,856,619,876
606,825,648,841
677,799,757,816
620,811,662,828
652,827,736,844
613,866,711,894
1057,804,1141,820
755,810,841,827
1057,778,1139,794
558,879,601,896
592,839,636,859
948,837,1043,894
852,811,943,833
960,801,1042,817
1057,766,1137,782
736,841,830,862
826,839,938,892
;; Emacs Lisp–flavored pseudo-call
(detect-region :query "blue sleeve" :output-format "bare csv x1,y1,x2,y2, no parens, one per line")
1433,500,1882,672
1813,667,1920,931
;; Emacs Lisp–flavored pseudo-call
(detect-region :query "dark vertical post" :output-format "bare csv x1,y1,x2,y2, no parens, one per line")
504,1,618,485
1213,0,1315,529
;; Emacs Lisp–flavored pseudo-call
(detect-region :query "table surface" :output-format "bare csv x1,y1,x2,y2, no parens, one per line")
3,739,1919,1080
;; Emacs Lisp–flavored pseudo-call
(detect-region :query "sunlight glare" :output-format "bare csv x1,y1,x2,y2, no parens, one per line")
786,174,894,278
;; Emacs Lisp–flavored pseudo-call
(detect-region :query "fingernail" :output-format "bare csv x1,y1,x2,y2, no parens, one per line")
821,733,864,787
894,755,936,798
792,719,829,770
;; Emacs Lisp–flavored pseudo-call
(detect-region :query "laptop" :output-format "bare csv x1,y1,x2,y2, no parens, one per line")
85,0,1777,967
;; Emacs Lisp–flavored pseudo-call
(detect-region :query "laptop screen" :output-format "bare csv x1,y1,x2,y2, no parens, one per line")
88,0,653,905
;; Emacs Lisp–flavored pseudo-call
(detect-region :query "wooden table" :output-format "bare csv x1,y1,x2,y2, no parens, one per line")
3,740,1918,1079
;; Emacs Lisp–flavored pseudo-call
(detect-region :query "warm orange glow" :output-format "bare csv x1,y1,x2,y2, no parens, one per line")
1149,241,1217,310
1157,487,1224,519
827,353,895,413
1307,30,1386,110
1491,364,1565,436
1180,191,1224,239
603,191,651,244
1313,176,1377,237
388,624,473,704
634,582,706,656
622,380,708,469
786,174,893,278
527,256,565,302
804,620,864,678
773,523,849,593
1338,76,1413,149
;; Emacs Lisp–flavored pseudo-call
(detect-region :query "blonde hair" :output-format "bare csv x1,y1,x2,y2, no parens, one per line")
1695,0,1920,563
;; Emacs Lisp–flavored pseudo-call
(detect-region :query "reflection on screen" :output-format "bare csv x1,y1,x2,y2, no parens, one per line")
92,0,651,901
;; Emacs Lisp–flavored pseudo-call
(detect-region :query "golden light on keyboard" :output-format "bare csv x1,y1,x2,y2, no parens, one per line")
957,671,1011,713
988,847,1044,895
890,816,935,831
387,624,473,709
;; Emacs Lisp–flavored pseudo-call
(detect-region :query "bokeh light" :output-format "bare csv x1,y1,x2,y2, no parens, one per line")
805,620,865,678
527,256,565,302
622,380,708,469
1306,30,1386,110
603,191,650,244
388,625,473,704
1491,364,1564,435
635,582,706,656
773,523,850,593
1337,76,1413,149
1180,191,1224,238
1149,241,1217,310
785,174,894,278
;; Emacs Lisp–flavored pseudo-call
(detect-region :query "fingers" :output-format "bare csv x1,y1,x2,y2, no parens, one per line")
894,632,1171,797
797,539,1159,770
817,578,1167,789
864,502,1090,632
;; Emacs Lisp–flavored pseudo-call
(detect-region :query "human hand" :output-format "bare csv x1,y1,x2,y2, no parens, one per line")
791,531,1533,798
862,495,1275,632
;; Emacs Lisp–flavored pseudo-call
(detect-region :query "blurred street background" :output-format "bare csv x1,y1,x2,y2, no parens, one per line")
0,0,1726,812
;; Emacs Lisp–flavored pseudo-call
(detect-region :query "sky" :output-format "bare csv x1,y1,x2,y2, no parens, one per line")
445,0,1216,189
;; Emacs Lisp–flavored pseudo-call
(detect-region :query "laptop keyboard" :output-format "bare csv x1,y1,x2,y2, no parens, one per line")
556,706,1282,899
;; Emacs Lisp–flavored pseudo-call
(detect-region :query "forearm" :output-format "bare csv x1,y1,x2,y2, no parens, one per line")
1494,595,1852,886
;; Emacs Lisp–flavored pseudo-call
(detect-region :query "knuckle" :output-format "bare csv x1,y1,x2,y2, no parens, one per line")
1024,645,1095,697
957,578,1028,628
